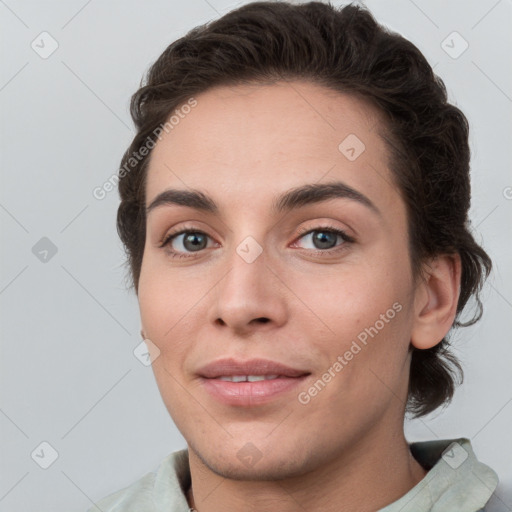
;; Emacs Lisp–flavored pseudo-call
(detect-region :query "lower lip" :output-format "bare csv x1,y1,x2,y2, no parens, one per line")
200,376,309,406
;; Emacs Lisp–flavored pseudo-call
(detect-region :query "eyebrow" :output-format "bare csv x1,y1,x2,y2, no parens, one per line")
146,181,381,217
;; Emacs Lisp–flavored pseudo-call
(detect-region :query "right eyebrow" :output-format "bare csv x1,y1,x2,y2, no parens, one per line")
146,189,217,216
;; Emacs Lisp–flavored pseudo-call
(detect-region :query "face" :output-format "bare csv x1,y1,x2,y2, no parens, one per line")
138,81,419,480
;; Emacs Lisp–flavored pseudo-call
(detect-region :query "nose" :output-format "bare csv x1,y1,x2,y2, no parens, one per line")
208,240,288,336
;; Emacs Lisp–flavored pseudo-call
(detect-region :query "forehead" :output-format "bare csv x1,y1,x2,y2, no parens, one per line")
144,81,401,219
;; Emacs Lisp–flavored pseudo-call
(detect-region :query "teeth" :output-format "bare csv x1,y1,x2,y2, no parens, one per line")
217,375,280,382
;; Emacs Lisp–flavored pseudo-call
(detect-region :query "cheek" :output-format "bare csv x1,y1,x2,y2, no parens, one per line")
288,259,413,378
292,272,413,422
294,262,406,330
137,267,196,417
138,254,194,341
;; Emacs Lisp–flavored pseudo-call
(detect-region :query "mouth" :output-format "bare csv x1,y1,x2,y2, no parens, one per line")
215,375,280,382
197,358,311,406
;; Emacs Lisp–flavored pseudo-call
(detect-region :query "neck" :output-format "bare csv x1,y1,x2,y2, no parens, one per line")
186,427,427,512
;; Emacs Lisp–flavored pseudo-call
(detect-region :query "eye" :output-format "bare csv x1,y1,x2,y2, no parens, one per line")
160,228,216,258
293,225,355,254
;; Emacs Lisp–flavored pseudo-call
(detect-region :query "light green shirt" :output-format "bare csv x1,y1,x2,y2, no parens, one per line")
87,437,498,511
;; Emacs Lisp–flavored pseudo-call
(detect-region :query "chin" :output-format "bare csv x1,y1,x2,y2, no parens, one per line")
190,440,317,481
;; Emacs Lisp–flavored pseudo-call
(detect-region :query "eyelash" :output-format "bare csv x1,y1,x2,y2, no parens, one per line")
160,224,355,259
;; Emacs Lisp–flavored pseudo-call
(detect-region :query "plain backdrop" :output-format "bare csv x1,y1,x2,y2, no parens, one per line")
0,0,511,511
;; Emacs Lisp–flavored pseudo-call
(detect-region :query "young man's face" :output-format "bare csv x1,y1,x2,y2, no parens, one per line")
138,81,419,479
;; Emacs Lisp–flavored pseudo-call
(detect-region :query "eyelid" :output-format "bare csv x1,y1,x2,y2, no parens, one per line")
294,224,354,242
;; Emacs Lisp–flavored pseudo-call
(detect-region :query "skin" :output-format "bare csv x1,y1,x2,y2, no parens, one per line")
138,80,461,512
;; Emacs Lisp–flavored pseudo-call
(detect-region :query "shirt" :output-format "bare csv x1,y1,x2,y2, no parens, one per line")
86,437,499,512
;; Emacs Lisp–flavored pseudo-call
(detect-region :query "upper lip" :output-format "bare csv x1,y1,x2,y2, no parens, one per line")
197,358,310,378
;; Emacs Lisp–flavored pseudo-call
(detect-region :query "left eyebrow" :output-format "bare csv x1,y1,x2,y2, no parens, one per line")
145,180,381,217
272,181,381,216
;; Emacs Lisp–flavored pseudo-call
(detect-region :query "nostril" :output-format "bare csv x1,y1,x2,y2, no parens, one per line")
256,317,270,323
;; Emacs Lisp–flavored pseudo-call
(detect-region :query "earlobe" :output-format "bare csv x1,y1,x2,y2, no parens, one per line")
411,254,461,350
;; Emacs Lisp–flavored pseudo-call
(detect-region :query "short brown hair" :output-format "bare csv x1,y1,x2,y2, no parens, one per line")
116,1,492,418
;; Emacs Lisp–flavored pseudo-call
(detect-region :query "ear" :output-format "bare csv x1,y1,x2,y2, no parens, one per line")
411,254,461,350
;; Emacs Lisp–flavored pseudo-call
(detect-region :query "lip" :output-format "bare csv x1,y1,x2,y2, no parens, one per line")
197,358,309,378
197,358,310,407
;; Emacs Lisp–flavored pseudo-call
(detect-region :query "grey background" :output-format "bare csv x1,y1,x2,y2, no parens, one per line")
0,0,511,510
